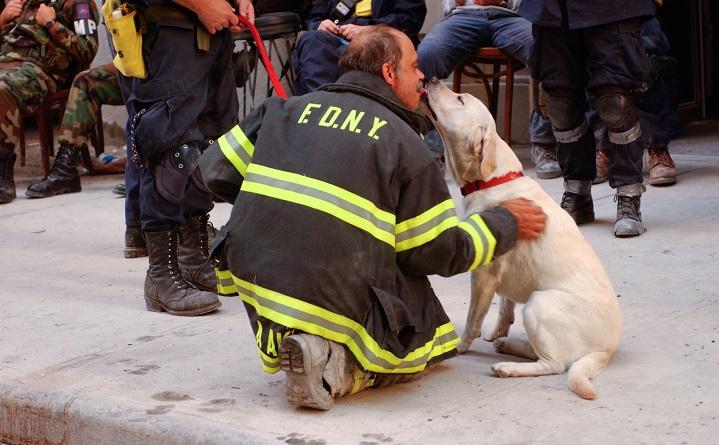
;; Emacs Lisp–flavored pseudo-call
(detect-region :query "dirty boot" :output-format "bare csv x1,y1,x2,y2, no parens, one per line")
143,229,221,316
178,214,220,294
26,143,81,198
560,180,594,225
614,183,646,237
280,334,335,410
531,143,561,179
646,145,676,186
0,144,16,204
125,226,147,258
112,182,126,196
593,146,609,184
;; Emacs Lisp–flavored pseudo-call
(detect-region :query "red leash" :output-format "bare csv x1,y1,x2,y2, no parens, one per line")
237,15,288,100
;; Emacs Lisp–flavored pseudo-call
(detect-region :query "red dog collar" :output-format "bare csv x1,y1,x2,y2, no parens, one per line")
460,171,524,196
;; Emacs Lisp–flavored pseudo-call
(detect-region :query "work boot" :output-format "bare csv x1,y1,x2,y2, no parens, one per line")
124,226,147,258
143,229,221,316
0,144,16,204
560,180,594,225
279,334,359,410
112,182,126,196
614,183,646,237
530,143,561,179
646,145,676,186
25,143,81,198
178,214,219,294
593,146,609,184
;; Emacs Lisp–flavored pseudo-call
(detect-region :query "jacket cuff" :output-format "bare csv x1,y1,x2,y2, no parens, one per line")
479,207,517,257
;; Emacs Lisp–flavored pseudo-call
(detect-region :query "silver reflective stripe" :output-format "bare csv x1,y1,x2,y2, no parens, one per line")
608,122,642,144
464,216,491,266
244,172,395,235
224,128,252,167
236,282,444,371
553,121,588,143
395,206,456,244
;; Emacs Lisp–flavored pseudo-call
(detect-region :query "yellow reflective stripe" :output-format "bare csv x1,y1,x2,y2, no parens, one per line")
230,125,254,158
259,348,281,374
241,164,396,246
218,135,248,176
396,200,459,252
459,214,497,270
228,273,458,374
249,164,394,225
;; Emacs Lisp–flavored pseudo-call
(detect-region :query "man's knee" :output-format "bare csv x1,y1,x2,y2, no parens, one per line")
594,87,640,144
545,90,583,130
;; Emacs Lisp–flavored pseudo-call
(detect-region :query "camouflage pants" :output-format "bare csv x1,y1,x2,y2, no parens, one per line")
0,61,58,147
59,63,123,147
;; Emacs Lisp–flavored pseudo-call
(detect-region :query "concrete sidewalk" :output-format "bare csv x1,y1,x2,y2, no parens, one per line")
1,122,718,444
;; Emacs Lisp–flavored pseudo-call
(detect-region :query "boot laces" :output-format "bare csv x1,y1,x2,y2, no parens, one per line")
614,195,640,221
648,147,675,168
199,214,212,259
167,231,190,290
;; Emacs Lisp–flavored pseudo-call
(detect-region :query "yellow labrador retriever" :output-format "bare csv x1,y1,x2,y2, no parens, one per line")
425,79,622,399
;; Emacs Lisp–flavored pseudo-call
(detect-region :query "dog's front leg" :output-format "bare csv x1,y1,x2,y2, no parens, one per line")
456,269,500,354
484,297,515,342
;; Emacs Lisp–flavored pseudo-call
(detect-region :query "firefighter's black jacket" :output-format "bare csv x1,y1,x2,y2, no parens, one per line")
199,71,518,374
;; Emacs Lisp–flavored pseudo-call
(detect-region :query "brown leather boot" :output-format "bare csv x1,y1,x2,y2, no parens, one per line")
593,146,609,184
178,215,219,293
0,144,16,204
124,226,147,258
144,229,221,316
646,145,676,186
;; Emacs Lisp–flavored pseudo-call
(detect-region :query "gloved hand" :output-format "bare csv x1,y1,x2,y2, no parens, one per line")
500,198,547,240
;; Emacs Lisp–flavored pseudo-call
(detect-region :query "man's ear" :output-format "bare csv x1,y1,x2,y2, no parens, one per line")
473,124,496,179
381,62,396,87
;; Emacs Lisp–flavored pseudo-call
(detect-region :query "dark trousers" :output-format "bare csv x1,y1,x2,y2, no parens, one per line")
124,22,238,231
292,30,345,95
531,19,650,188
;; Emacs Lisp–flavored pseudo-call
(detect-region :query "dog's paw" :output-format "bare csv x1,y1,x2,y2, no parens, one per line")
491,362,512,378
456,338,473,354
492,338,509,354
484,327,510,342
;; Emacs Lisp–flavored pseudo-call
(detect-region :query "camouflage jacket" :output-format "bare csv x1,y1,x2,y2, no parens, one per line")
0,0,99,86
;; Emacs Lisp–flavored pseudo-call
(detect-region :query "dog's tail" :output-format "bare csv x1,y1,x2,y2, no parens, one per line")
567,351,612,400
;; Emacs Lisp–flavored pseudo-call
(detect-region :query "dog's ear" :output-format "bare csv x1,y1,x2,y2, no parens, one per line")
472,124,497,179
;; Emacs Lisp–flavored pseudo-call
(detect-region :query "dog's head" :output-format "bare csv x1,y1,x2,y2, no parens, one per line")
425,79,522,186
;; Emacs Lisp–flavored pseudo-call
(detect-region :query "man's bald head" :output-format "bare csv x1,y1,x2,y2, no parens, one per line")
338,25,404,77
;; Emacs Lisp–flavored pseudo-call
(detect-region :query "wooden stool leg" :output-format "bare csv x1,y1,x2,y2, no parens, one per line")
504,62,514,143
452,67,462,93
94,108,105,156
35,109,51,176
19,121,25,166
490,63,500,118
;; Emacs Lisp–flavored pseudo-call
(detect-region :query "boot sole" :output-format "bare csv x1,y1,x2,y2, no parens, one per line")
124,247,148,258
144,296,221,316
279,337,333,410
535,171,562,180
647,177,676,186
25,186,81,199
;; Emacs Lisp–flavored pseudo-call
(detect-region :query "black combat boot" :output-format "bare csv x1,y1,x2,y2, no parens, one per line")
124,226,147,258
0,144,16,204
614,183,646,237
144,229,221,316
560,180,594,225
178,214,220,294
25,143,82,198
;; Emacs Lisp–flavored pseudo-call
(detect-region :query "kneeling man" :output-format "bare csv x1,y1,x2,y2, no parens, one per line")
200,25,546,410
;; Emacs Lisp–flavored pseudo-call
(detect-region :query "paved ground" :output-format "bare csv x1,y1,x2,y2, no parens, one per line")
1,121,718,444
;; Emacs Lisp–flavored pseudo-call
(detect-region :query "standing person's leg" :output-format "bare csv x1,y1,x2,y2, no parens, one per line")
0,63,58,204
491,13,560,179
635,17,679,186
531,25,596,224
291,31,345,95
585,19,651,237
27,64,124,198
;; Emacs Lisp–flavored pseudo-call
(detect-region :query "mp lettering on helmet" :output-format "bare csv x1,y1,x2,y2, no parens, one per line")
73,2,96,36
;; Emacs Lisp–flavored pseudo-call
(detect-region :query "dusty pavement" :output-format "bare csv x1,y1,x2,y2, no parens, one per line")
1,121,718,445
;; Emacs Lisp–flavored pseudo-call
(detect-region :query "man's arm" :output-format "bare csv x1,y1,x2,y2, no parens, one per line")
395,163,544,277
35,0,99,69
0,0,24,28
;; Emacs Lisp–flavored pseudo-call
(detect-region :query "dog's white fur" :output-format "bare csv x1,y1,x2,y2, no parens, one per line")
426,81,622,399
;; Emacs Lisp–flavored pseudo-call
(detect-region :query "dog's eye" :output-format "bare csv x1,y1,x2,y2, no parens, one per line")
458,95,464,105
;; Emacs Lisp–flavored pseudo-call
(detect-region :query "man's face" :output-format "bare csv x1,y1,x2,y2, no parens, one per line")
387,33,425,110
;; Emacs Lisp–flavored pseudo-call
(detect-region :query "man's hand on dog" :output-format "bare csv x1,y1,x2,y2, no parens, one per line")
501,198,547,240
